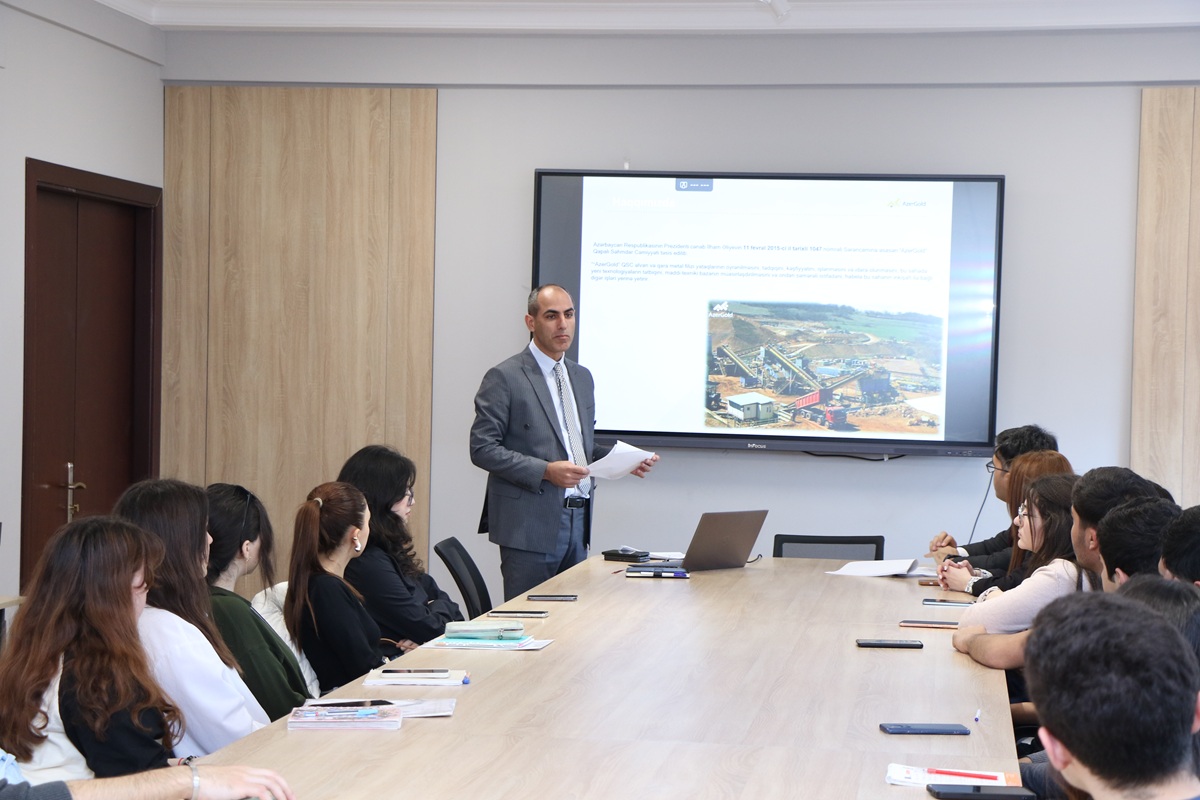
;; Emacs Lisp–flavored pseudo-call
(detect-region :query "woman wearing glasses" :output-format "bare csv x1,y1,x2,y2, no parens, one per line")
958,473,1100,635
205,484,310,720
939,450,1073,595
338,445,463,655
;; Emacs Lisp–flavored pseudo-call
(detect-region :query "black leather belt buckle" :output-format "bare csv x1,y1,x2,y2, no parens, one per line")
563,496,586,509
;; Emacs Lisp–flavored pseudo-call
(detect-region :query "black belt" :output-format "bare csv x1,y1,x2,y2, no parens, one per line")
563,496,587,509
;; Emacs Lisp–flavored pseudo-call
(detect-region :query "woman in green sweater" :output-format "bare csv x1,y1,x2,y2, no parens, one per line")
205,484,310,719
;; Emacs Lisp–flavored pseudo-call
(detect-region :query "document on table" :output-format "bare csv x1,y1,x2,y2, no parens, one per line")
827,558,937,577
421,636,553,651
587,440,655,480
885,763,1019,787
363,668,470,686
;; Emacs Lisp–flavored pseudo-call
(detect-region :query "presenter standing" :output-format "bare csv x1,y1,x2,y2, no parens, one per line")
470,284,657,600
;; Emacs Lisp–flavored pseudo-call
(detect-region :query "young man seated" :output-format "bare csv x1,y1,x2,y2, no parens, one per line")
927,424,1059,572
1024,592,1200,800
1096,497,1182,592
1162,507,1200,586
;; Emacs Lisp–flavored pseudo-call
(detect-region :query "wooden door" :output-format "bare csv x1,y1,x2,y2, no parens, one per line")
21,160,162,588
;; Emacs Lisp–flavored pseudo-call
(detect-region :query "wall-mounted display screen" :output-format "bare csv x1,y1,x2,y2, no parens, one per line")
533,170,1003,457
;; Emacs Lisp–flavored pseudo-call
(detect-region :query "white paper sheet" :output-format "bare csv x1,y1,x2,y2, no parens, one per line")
587,440,655,480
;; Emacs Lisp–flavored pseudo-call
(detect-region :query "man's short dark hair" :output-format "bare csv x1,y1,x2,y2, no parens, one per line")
1096,497,1182,582
1071,466,1159,530
526,284,570,316
1025,593,1200,791
1117,573,1200,647
993,425,1058,465
1162,506,1200,584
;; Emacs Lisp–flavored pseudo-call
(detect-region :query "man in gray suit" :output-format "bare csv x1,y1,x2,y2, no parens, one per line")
470,284,656,600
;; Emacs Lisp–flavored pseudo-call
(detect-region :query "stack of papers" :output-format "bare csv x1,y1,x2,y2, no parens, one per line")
421,636,553,651
288,702,403,730
363,669,469,686
827,558,938,577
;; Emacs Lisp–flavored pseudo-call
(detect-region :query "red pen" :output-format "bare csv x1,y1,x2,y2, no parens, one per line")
926,768,1001,781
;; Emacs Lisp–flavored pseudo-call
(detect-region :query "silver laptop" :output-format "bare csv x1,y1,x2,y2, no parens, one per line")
636,510,769,572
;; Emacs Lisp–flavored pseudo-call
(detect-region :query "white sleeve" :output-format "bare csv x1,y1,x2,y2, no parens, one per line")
138,608,268,757
957,561,1076,635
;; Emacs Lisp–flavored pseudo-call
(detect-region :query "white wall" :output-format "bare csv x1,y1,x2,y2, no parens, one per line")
431,84,1141,602
2,12,1188,604
158,27,1187,606
0,1,164,595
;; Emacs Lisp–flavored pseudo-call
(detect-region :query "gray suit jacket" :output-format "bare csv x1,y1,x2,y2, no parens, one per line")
470,347,611,554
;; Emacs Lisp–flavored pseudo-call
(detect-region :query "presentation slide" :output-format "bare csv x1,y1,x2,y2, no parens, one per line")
578,176,954,442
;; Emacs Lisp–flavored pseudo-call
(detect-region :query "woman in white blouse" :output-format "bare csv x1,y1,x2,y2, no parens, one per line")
958,473,1101,635
114,480,269,757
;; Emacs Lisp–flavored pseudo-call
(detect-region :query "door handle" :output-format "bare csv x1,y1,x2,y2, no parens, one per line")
62,462,86,523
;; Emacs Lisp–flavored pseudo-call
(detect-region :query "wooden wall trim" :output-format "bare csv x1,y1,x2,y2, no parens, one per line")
1132,86,1197,505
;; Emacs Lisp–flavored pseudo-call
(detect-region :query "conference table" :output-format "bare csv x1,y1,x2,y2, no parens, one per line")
206,557,1017,798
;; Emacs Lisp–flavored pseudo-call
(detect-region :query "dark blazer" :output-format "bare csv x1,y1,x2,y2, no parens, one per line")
470,347,611,554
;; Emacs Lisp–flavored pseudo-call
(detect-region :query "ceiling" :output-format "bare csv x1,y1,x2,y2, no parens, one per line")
89,0,1200,36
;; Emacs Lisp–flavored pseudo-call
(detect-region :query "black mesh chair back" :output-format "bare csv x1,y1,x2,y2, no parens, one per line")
434,536,494,620
772,534,885,561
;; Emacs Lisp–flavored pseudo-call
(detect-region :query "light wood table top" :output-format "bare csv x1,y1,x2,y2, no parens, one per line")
0,596,24,610
206,557,1014,799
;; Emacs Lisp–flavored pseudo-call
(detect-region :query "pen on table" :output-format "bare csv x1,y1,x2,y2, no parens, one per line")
973,708,981,722
927,768,1000,781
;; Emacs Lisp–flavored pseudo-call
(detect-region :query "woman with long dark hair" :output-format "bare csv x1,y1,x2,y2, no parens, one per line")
338,445,463,652
959,473,1100,634
205,483,309,719
114,479,268,757
0,517,181,782
284,482,388,693
941,450,1074,595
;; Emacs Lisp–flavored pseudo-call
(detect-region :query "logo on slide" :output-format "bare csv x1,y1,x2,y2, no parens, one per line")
709,301,732,318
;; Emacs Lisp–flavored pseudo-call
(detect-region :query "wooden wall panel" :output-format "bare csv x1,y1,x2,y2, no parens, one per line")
161,86,211,483
1186,96,1200,508
207,86,392,558
386,89,437,564
161,85,437,590
1132,87,1198,505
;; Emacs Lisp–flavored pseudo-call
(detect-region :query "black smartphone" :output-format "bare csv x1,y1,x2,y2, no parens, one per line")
856,639,923,649
927,785,1034,799
307,699,394,707
879,723,971,735
381,668,449,675
527,594,578,601
899,619,959,629
487,610,550,618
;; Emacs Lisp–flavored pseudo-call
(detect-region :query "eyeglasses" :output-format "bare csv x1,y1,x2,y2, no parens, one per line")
1017,502,1030,519
985,461,1008,475
404,489,415,505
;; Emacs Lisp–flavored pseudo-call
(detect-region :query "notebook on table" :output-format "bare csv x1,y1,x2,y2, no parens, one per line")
630,509,768,573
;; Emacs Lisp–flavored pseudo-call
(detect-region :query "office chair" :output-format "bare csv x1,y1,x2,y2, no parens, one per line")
772,534,885,561
434,537,494,620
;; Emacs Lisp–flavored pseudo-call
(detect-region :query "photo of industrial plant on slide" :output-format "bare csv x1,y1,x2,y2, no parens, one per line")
706,300,944,435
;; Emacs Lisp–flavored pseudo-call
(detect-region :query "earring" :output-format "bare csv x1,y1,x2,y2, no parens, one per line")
353,536,362,553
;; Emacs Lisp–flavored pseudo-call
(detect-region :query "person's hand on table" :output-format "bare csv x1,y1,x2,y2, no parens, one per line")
939,560,975,592
928,531,957,552
952,624,987,654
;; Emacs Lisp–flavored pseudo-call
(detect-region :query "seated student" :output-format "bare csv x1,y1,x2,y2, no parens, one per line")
940,450,1073,596
0,763,294,800
338,445,464,650
928,424,1059,571
1070,466,1163,576
959,474,1100,634
284,482,388,693
114,480,268,757
1020,574,1200,799
1161,506,1200,586
1096,497,1182,592
0,517,180,782
1023,593,1200,800
205,484,310,720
